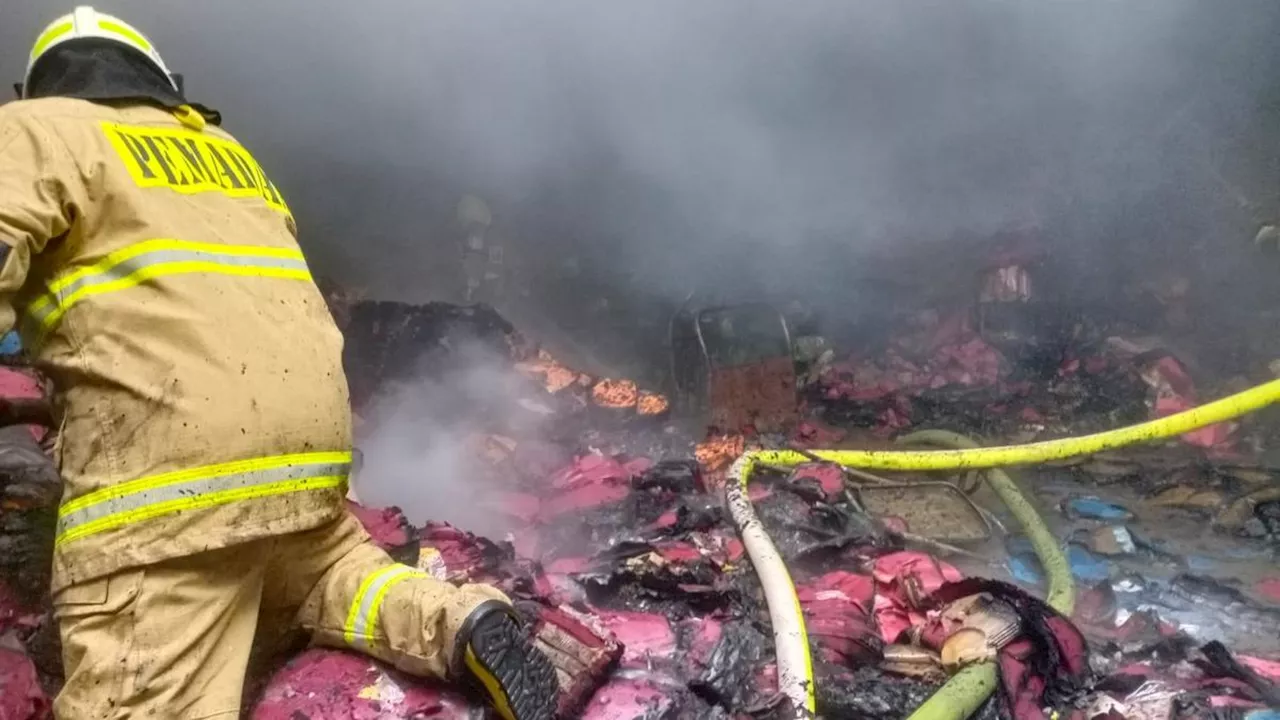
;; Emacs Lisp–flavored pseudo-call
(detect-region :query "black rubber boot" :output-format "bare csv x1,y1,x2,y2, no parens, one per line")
453,600,559,720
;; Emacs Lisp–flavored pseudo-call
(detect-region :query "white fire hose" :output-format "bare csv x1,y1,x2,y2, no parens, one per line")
725,453,815,718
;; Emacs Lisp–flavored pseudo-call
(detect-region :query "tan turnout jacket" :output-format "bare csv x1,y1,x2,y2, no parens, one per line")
0,98,351,592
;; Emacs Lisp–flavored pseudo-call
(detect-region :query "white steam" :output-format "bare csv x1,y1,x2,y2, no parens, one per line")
350,343,550,537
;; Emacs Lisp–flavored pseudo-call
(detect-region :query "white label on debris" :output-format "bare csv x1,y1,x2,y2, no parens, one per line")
417,547,448,580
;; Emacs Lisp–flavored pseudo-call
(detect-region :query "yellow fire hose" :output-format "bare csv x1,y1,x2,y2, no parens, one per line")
898,430,1073,720
724,378,1280,718
745,378,1280,472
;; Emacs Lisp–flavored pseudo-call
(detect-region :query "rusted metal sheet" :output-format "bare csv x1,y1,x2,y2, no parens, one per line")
707,356,798,432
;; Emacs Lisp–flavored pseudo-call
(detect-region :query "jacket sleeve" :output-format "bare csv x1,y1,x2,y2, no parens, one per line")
0,112,74,335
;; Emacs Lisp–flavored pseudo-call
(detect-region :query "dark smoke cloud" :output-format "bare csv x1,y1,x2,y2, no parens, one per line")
4,1,1280,331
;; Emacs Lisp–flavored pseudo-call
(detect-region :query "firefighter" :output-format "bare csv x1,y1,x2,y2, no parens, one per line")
456,194,508,305
0,8,558,719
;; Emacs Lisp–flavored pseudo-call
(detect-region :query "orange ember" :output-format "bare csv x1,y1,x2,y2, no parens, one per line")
543,365,579,393
695,433,746,472
515,349,581,394
637,391,670,416
592,379,639,409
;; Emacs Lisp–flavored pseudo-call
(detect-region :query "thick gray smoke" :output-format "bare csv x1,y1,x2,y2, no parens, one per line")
4,1,1278,304
4,3,1280,361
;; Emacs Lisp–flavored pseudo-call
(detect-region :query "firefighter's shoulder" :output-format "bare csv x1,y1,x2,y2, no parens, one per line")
0,96,103,124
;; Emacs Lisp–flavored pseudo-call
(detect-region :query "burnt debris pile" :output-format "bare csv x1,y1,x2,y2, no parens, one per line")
1,292,1279,720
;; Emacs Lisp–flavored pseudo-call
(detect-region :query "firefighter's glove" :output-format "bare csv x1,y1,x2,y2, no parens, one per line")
0,425,60,510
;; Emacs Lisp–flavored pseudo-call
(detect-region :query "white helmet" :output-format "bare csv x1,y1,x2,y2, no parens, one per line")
22,6,177,98
457,195,494,229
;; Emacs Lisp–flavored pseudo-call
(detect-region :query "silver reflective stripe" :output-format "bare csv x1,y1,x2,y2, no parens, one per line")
56,461,350,535
349,565,421,648
29,249,311,325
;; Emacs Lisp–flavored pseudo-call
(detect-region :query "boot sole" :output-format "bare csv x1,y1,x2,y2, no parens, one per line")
464,612,560,720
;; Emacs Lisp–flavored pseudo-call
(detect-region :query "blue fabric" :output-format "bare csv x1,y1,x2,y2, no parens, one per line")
1065,497,1132,521
1066,544,1112,581
0,332,21,356
1007,553,1045,586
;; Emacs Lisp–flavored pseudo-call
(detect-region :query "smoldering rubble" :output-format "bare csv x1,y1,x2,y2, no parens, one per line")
6,250,1280,720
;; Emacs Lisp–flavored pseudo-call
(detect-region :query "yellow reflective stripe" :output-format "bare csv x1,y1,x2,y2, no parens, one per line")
31,21,74,61
466,646,518,720
344,568,389,645
343,565,426,647
98,20,152,53
55,451,351,547
43,239,304,301
56,475,346,548
59,451,351,517
24,240,311,336
364,571,421,646
39,262,310,333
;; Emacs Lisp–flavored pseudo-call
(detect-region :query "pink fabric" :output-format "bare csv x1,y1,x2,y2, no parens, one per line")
1145,356,1235,451
418,522,496,581
653,542,702,564
931,338,1003,388
0,369,40,399
591,611,677,667
497,492,541,522
651,510,679,529
678,616,725,676
541,482,631,517
1255,578,1280,606
872,552,963,644
252,650,476,719
798,572,881,665
1208,696,1265,709
1239,655,1280,683
0,367,46,443
1072,582,1118,628
723,537,745,564
818,319,1004,434
873,553,962,593
580,678,673,720
551,455,634,491
791,420,848,449
0,649,48,720
798,571,875,615
754,664,780,698
790,464,846,500
537,455,641,518
622,457,655,476
345,502,411,549
545,556,592,574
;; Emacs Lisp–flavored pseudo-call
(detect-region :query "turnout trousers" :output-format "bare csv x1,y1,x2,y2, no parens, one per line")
52,511,506,719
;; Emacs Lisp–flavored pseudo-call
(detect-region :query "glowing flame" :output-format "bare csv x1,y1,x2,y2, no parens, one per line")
592,379,639,409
